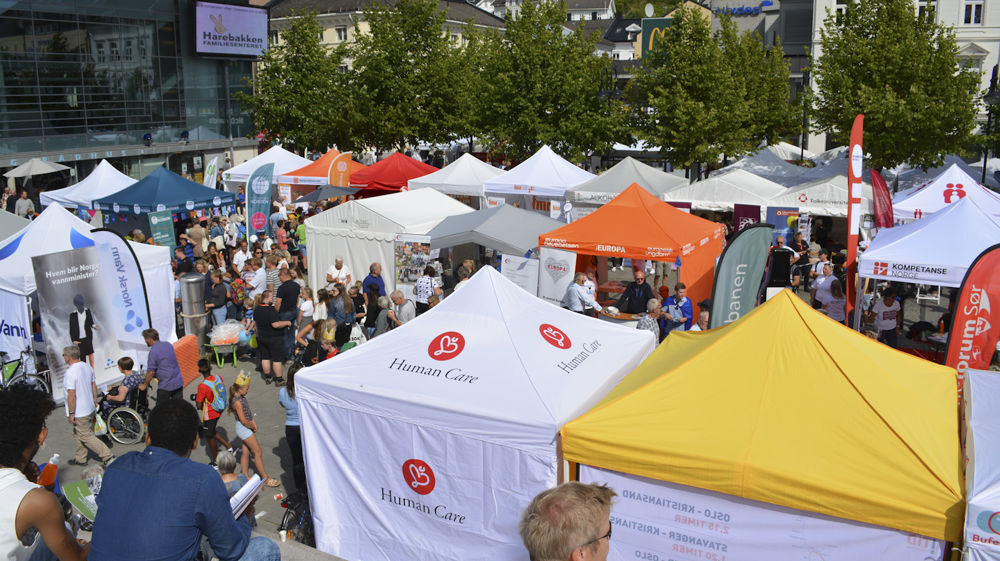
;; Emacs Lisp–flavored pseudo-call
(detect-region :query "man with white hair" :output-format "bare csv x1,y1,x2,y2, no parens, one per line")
387,290,415,327
326,256,352,288
561,273,602,314
635,298,661,340
689,310,710,332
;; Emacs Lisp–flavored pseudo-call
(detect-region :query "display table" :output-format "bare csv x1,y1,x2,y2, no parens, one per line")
598,309,640,329
927,332,948,363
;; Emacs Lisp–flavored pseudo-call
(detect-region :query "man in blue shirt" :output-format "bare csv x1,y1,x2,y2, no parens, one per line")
361,262,386,306
661,282,694,336
89,399,280,561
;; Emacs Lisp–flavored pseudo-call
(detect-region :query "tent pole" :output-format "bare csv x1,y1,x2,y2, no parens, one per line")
852,272,864,331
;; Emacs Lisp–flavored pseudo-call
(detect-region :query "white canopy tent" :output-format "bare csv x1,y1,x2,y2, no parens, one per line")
892,164,1000,222
0,211,28,241
964,369,1000,561
221,146,312,191
296,266,656,561
664,169,786,211
895,155,1000,192
766,141,815,161
483,145,595,199
3,158,69,179
304,188,473,293
566,157,686,208
858,197,1000,287
722,148,809,185
766,174,874,217
407,153,504,200
40,160,136,209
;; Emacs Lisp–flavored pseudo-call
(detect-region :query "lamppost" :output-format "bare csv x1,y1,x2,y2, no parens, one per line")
982,64,1000,183
799,70,810,162
598,66,620,170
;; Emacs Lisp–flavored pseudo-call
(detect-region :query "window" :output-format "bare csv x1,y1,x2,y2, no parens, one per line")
96,45,105,63
592,11,598,19
835,0,848,23
338,64,348,73
451,33,460,43
110,41,119,61
318,30,324,41
917,0,936,19
964,1,984,24
124,40,132,59
268,30,278,44
335,26,348,41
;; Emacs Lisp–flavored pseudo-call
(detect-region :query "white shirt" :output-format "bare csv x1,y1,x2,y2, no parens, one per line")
813,274,834,304
688,324,702,332
562,282,602,312
871,299,901,331
299,299,315,317
64,361,96,417
233,249,250,273
327,264,352,284
583,279,597,309
0,468,41,561
249,267,267,298
261,238,274,252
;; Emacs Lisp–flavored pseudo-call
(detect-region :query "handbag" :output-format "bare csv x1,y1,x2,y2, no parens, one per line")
94,414,108,436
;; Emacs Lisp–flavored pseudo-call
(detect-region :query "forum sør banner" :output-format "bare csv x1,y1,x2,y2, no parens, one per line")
709,224,773,329
944,243,1000,400
33,247,124,403
92,229,152,349
246,163,274,237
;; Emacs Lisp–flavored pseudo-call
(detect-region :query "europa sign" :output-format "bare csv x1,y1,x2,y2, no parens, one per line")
640,17,672,58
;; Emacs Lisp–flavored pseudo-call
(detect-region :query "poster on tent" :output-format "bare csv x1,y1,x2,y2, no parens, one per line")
499,254,539,295
579,465,944,561
32,247,124,403
394,234,436,295
91,229,151,350
300,401,555,561
668,201,692,214
766,207,799,244
537,246,576,306
733,204,761,232
0,291,31,366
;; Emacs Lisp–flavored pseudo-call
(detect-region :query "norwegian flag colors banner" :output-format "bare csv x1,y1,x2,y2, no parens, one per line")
945,244,1000,399
870,169,894,229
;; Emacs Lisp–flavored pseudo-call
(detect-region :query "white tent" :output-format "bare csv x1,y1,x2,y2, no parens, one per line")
859,197,1000,287
892,164,1000,222
0,211,28,241
566,157,686,206
40,160,136,209
766,174,874,217
895,155,1000,192
221,146,312,190
296,266,656,561
304,189,473,293
964,369,1000,561
483,145,595,198
407,153,504,199
3,158,69,179
664,169,786,211
766,141,815,161
722,148,809,185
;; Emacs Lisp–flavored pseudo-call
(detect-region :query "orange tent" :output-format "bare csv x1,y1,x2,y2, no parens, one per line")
277,149,367,186
539,183,725,306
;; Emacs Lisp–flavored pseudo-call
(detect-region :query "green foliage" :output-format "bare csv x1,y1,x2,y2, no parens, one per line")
347,0,461,151
477,0,622,162
811,0,980,170
236,12,354,152
616,0,682,19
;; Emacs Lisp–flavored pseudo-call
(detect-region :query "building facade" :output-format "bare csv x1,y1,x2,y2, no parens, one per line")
0,0,259,182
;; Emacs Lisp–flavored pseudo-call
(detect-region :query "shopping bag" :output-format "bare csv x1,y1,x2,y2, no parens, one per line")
94,414,108,437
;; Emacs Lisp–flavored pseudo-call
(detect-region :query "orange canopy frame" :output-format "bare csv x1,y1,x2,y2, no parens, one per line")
539,183,725,306
279,149,367,186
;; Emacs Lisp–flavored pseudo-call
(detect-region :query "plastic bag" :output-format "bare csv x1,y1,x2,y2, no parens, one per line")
93,415,108,437
209,320,243,345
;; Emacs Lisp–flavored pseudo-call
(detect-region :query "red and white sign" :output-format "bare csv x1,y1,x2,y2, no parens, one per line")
428,332,465,361
874,261,888,276
945,244,1000,399
539,324,572,349
846,115,864,320
944,183,967,204
402,459,436,495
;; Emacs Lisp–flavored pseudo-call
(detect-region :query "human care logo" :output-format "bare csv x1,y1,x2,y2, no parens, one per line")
539,324,571,349
428,332,464,361
401,459,435,495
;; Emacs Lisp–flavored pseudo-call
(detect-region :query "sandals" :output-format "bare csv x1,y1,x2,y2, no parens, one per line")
263,477,281,488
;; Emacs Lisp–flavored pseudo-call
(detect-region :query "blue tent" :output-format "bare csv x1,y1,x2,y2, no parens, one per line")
93,167,236,214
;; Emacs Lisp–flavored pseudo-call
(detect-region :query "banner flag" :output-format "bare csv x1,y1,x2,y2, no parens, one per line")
0,291,31,364
870,168,894,229
203,156,219,189
733,204,761,232
709,223,773,329
944,243,1000,399
329,152,353,187
246,163,275,237
846,114,865,320
148,210,175,252
91,229,152,349
32,247,125,403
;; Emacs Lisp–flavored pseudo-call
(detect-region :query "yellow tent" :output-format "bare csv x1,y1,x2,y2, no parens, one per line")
561,290,964,541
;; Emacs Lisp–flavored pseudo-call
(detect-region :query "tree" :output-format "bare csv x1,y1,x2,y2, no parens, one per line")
347,0,461,152
478,0,621,162
236,12,353,152
810,0,980,170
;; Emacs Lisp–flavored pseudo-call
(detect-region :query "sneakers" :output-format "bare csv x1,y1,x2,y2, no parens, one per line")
101,456,116,468
68,459,87,467
273,377,285,386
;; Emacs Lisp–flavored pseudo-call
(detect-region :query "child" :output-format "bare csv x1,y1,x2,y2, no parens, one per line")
195,358,232,465
298,287,314,328
229,371,280,487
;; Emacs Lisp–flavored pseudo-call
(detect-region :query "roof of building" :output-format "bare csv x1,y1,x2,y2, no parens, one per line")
604,12,640,42
269,0,506,27
564,0,613,10
565,17,615,44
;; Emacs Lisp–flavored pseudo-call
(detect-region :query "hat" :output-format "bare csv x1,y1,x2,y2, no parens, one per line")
235,370,251,386
321,324,337,342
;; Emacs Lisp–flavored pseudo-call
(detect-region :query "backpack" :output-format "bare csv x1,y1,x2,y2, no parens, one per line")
203,376,228,413
237,223,247,240
226,280,246,307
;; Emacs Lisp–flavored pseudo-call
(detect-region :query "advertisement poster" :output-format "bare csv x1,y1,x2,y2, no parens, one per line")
668,201,692,213
766,206,799,244
247,163,275,236
709,224,773,329
499,254,539,296
394,234,436,296
32,247,125,403
148,210,175,252
194,1,268,57
580,465,944,561
92,229,152,350
329,152,353,187
733,204,761,232
537,246,576,306
0,291,31,364
945,244,1000,399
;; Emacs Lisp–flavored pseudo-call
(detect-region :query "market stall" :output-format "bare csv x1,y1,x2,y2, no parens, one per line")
276,148,367,187
40,160,136,209
483,145,594,217
539,183,725,310
407,153,504,208
296,266,656,561
565,157,686,218
348,152,439,197
664,168,786,212
892,163,1000,222
766,173,874,217
562,290,963,561
92,167,236,214
964,369,1000,561
304,188,472,293
221,145,312,191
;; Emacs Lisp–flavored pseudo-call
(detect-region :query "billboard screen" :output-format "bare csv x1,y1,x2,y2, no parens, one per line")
195,1,268,57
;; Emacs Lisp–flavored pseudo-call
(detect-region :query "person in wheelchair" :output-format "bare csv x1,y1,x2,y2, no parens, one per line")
103,357,145,412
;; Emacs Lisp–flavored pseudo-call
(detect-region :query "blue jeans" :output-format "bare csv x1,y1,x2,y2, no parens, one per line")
201,536,281,561
212,307,228,327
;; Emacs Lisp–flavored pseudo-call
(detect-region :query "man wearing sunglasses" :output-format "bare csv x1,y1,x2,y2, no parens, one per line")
520,482,616,561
